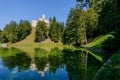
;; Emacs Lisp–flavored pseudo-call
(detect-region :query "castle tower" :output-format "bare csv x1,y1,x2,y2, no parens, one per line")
32,14,49,27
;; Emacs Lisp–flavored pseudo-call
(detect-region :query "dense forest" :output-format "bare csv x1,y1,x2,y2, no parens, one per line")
62,0,120,51
35,17,64,43
0,20,32,43
34,0,120,51
63,0,120,46
0,0,120,52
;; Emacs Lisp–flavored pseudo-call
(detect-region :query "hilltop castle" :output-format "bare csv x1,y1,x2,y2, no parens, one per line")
32,14,49,27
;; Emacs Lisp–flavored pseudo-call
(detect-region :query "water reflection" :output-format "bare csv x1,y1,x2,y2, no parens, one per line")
3,53,31,71
63,49,102,80
63,49,86,80
34,57,49,77
0,47,102,80
48,48,64,74
30,62,49,77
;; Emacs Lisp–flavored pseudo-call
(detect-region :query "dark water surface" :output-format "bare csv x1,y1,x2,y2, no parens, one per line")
0,48,102,80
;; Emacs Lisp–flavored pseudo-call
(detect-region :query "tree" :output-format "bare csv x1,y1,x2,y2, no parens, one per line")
0,29,2,42
97,0,120,34
3,21,19,43
35,21,48,42
62,6,87,46
86,8,98,39
58,22,64,41
18,20,32,40
49,17,64,42
1,20,32,43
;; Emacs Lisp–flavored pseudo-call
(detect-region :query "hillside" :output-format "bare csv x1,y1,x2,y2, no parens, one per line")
16,28,35,44
15,27,56,44
8,28,71,52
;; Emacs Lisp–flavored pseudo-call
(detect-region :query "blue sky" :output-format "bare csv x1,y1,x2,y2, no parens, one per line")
0,0,76,29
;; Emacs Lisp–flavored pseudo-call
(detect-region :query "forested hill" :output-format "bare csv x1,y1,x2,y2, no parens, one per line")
16,28,35,44
0,0,120,50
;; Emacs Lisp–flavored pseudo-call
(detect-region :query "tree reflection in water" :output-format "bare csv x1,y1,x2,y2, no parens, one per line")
63,49,86,80
62,49,102,80
2,53,31,71
48,48,64,74
0,47,102,80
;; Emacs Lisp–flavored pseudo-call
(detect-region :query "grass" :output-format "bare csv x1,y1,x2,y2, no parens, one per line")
76,48,103,62
84,34,114,48
8,41,73,52
78,32,116,62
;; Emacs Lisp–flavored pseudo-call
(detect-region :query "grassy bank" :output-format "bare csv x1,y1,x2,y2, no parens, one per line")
73,33,114,62
93,50,120,80
84,34,114,48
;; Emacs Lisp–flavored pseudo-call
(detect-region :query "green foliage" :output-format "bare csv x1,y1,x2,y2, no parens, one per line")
86,8,98,38
1,20,32,43
35,21,48,42
66,0,119,47
89,0,120,35
2,21,19,43
103,29,120,51
62,7,87,46
0,29,2,42
18,20,32,40
89,0,103,13
49,17,64,42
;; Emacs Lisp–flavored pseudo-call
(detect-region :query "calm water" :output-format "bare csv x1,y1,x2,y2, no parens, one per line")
0,48,102,80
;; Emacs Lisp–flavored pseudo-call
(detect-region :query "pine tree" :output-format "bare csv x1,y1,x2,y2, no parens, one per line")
35,21,48,42
62,5,87,46
49,17,64,42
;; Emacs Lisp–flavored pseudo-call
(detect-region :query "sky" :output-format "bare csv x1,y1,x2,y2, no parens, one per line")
0,0,76,30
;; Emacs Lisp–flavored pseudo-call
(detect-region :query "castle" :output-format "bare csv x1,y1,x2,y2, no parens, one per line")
32,14,49,27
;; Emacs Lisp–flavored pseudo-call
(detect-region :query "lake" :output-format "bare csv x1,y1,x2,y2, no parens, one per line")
0,47,102,80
